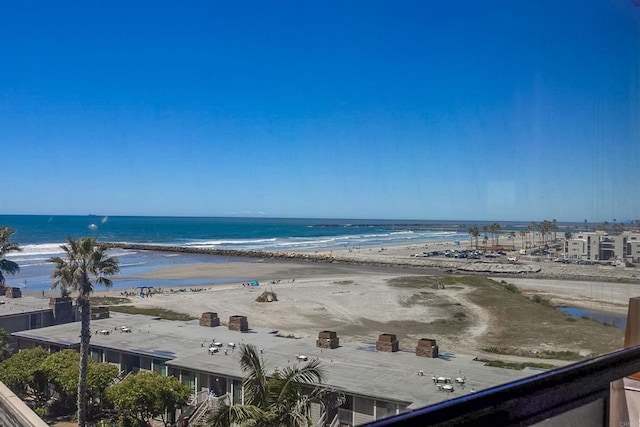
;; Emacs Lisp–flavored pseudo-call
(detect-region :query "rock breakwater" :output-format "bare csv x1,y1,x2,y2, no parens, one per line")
104,242,542,275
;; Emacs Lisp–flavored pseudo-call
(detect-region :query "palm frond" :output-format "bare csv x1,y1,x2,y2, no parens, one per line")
239,344,269,407
271,359,325,404
0,226,21,257
210,403,266,427
47,237,119,297
0,259,20,276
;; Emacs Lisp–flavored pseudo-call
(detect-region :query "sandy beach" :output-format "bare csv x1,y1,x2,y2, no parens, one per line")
90,240,637,361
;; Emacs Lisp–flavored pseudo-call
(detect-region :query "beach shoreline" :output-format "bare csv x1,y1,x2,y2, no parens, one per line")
106,238,640,285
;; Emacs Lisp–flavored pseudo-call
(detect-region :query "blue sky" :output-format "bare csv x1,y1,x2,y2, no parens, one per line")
1,1,639,222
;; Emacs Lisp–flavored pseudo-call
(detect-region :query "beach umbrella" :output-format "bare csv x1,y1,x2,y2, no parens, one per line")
250,280,259,286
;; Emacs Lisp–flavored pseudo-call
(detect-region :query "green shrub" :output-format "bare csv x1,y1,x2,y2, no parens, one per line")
502,283,520,293
531,294,553,306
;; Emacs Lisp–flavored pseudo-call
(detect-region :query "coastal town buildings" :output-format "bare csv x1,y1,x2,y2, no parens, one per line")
564,231,640,263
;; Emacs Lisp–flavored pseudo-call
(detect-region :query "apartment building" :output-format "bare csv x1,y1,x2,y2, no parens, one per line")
12,311,533,426
564,231,640,263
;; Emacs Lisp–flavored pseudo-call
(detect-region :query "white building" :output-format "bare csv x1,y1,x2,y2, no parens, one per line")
565,231,640,263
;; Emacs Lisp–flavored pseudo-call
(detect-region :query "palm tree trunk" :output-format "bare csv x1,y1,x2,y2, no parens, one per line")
77,296,91,426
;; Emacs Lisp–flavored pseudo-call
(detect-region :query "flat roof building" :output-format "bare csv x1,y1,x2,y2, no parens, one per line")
13,312,535,425
565,231,640,263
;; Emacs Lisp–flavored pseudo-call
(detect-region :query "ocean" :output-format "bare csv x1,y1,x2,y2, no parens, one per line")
1,215,471,293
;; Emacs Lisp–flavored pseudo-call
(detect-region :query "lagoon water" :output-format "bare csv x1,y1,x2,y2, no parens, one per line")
558,306,627,331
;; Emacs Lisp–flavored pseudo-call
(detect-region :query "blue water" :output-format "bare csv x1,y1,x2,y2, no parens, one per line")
0,216,594,246
1,215,475,293
2,215,473,248
558,306,627,331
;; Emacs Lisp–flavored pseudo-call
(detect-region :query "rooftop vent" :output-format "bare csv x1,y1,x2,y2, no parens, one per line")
316,330,339,349
200,312,220,327
376,333,399,352
416,338,439,358
228,315,249,332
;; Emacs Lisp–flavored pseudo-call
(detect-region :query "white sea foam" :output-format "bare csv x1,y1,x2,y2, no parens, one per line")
127,230,468,252
5,243,65,262
184,238,278,247
119,260,147,266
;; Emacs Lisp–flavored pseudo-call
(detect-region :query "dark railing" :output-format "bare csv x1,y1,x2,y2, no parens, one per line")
364,345,640,427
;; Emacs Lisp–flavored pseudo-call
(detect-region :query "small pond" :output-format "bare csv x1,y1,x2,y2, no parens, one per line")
557,306,627,331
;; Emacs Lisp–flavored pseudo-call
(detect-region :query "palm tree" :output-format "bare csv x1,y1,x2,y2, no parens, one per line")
472,226,480,250
0,226,21,287
467,228,474,250
468,226,479,250
530,222,538,247
539,220,550,244
47,237,119,427
212,344,336,427
519,230,527,250
481,225,488,249
490,223,502,247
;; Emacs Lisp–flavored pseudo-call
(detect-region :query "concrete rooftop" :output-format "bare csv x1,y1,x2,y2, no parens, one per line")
12,311,537,409
0,296,53,317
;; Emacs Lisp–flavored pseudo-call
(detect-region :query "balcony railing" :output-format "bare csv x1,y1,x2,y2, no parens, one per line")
363,345,640,426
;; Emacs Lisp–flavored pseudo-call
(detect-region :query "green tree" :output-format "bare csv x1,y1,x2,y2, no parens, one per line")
47,237,120,426
0,346,49,403
40,349,118,416
106,371,190,426
0,328,11,361
211,344,337,427
0,226,21,287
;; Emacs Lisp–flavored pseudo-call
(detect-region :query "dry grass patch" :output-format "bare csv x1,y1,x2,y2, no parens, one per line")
90,296,131,305
399,291,436,307
381,275,624,357
109,305,196,321
476,358,556,370
442,276,624,356
387,276,445,289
